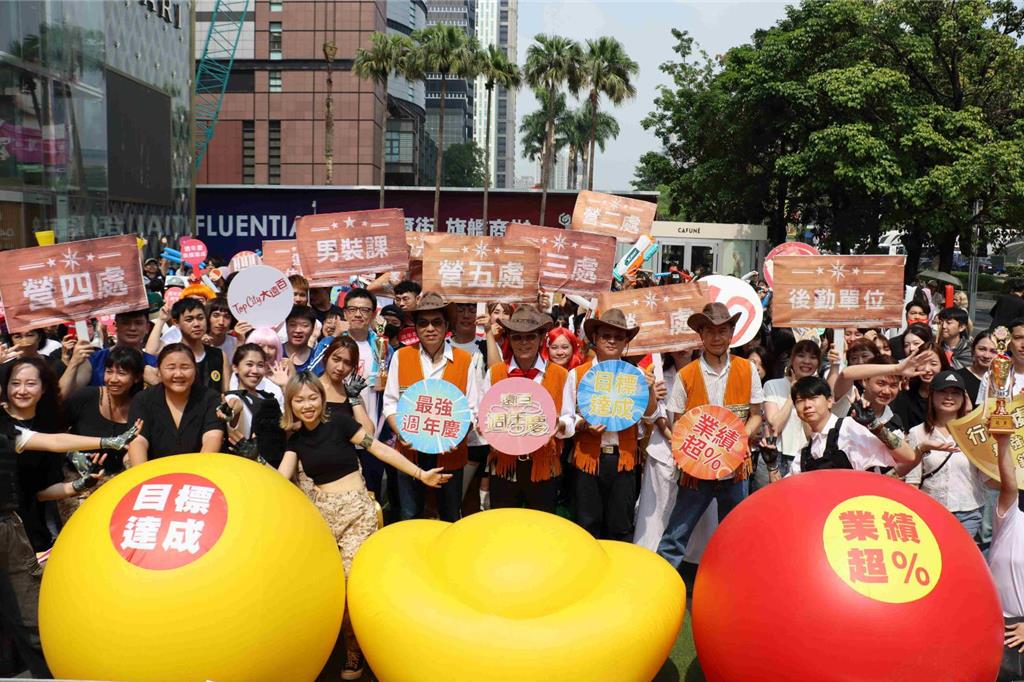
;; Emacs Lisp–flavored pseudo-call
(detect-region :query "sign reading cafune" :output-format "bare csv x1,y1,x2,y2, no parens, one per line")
139,0,183,29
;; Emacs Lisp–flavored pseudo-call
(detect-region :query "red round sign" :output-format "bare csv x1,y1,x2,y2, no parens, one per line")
109,473,228,570
763,241,819,288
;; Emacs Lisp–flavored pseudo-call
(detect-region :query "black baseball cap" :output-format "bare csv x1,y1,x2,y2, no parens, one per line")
931,370,966,393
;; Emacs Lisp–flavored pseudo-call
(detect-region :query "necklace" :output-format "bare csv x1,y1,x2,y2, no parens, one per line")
103,387,128,423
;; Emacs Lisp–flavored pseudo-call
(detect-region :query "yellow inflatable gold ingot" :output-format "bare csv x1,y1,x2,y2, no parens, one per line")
349,509,686,681
39,454,345,682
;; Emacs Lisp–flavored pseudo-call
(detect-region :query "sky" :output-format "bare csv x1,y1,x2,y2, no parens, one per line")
513,0,792,190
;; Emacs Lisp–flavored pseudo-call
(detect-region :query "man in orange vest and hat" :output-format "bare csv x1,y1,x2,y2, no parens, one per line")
382,291,482,521
482,306,571,513
656,302,764,572
564,308,658,540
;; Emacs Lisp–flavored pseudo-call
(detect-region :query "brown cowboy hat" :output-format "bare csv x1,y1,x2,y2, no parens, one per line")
687,302,741,334
583,308,640,343
498,305,553,334
413,291,449,314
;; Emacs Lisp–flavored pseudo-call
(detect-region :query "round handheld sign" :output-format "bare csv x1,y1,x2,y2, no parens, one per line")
763,241,819,288
577,360,649,432
672,405,749,480
479,377,557,456
700,274,763,348
179,238,208,274
397,379,472,454
226,264,294,328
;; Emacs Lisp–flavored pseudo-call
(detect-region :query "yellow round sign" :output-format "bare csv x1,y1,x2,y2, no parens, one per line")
822,495,942,604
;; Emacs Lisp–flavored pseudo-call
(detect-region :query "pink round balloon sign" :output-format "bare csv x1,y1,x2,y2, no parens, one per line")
479,377,558,456
763,242,819,288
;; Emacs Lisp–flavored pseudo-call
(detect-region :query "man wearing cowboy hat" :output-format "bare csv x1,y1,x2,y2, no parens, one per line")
482,306,572,513
657,302,764,572
562,308,658,540
382,291,483,522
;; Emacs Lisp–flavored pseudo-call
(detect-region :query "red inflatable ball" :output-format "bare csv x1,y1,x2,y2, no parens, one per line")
693,470,1002,681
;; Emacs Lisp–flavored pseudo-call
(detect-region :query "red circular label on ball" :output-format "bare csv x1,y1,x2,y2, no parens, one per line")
109,473,228,570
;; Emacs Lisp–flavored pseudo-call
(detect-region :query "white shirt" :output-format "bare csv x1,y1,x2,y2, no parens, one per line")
381,341,482,428
349,336,381,437
14,426,39,452
161,325,182,345
790,414,896,475
763,378,808,457
991,504,1024,617
452,338,486,447
666,355,765,417
642,371,676,465
904,425,987,512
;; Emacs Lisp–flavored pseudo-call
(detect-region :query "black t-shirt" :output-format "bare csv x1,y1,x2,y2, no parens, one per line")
956,367,982,406
65,386,129,475
286,414,362,485
891,385,928,431
0,418,19,513
128,384,225,459
325,401,354,420
196,345,225,392
5,411,63,551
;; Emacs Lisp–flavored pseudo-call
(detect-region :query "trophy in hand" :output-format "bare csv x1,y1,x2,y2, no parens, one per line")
987,326,1015,434
374,320,388,391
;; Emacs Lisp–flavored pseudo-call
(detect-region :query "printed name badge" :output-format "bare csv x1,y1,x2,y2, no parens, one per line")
577,360,649,432
109,473,228,570
227,264,294,328
397,379,472,454
822,495,941,604
672,405,749,480
479,377,557,456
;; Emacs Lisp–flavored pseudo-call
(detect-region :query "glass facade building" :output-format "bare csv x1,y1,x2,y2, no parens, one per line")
0,0,193,250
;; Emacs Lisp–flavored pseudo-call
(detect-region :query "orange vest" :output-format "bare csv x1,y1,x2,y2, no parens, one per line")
678,355,754,481
572,359,638,474
678,355,753,419
396,344,472,470
488,361,568,482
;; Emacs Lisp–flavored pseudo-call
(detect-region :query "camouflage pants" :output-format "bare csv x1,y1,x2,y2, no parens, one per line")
310,487,378,576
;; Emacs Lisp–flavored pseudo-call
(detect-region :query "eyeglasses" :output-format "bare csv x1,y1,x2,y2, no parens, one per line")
345,306,373,315
415,318,445,329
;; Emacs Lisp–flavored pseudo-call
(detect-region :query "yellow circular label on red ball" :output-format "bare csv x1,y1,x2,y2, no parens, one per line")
822,495,941,604
109,473,228,570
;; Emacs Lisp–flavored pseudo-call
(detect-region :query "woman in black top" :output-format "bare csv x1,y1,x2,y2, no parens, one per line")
277,372,449,680
890,342,950,431
60,346,145,521
221,344,286,467
127,343,225,465
956,330,996,406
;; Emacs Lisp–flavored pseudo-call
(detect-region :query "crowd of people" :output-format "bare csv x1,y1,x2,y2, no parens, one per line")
4,256,1024,681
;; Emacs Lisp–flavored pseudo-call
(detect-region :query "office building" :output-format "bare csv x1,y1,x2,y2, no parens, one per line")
473,0,516,188
424,0,475,161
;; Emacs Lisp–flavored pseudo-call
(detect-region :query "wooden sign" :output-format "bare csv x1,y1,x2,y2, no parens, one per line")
597,281,709,353
672,405,749,480
261,239,302,276
506,223,615,297
421,235,540,304
771,255,905,328
0,235,147,332
570,190,656,242
949,397,1024,490
296,208,410,286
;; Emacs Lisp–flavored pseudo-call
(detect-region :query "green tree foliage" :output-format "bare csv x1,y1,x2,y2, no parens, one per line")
640,0,1024,275
442,142,486,187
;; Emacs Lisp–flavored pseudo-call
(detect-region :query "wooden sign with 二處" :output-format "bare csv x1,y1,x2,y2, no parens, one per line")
596,282,709,353
506,223,616,298
570,190,656,242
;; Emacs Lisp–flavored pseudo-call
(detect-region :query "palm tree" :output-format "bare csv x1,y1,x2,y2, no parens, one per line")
354,33,417,208
478,44,521,226
583,108,620,188
559,107,591,189
580,37,637,189
524,34,582,224
520,89,568,169
412,25,481,229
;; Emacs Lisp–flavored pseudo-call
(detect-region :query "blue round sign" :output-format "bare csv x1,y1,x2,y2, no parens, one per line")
396,379,472,454
577,360,650,432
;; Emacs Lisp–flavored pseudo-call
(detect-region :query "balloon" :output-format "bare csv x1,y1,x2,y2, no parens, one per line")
40,454,345,682
349,509,685,682
692,470,1002,681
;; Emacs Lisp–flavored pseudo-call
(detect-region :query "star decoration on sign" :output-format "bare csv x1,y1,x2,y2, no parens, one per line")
829,261,846,281
461,246,470,254
552,235,568,252
86,253,95,262
60,248,81,271
571,242,579,248
852,267,860,275
816,266,824,275
474,241,490,258
330,221,338,229
344,217,356,228
495,247,502,254
642,292,660,310
46,258,55,268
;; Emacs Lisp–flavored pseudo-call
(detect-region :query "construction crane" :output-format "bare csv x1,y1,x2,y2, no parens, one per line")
193,0,250,171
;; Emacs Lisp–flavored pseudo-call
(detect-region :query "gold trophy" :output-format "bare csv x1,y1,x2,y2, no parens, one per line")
374,320,388,391
987,326,1015,434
